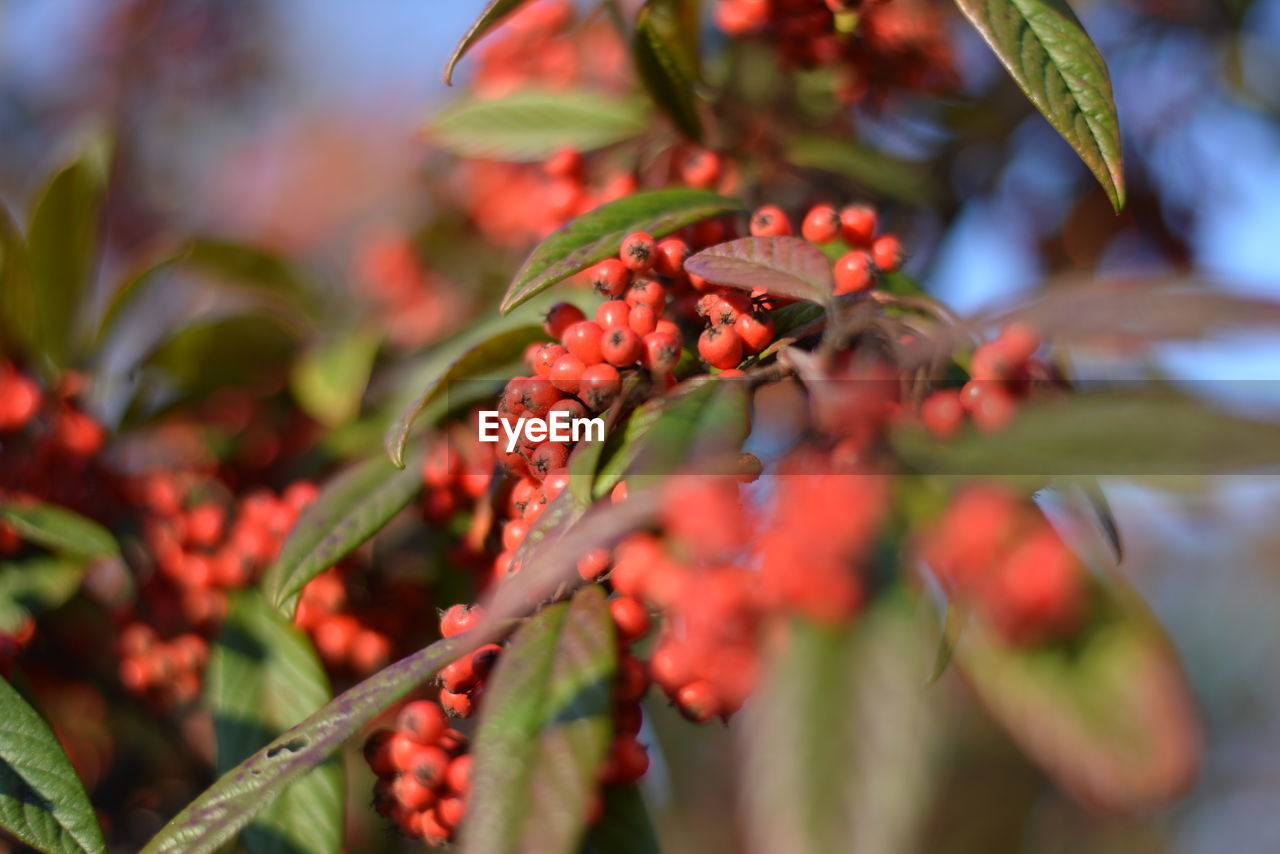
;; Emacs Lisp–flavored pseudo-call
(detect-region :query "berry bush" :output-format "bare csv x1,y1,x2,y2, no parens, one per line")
0,1,1277,852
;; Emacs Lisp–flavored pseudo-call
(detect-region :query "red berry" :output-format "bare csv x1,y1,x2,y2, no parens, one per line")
997,322,1040,364
397,700,448,744
363,728,397,776
445,754,472,794
393,772,437,811
734,311,775,354
624,276,666,312
531,343,567,377
833,250,873,294
577,548,611,581
641,332,682,374
679,149,722,189
501,518,528,551
601,326,643,367
698,325,743,370
628,303,658,336
544,147,583,179
921,390,965,439
528,441,570,479
871,234,903,272
440,690,473,718
550,353,587,394
544,302,586,339
580,363,621,410
609,597,651,641
840,204,877,246
620,232,656,272
801,204,841,243
595,299,631,330
587,259,630,297
616,656,651,702
749,205,792,236
563,321,605,365
650,644,694,695
654,237,691,277
608,735,650,783
440,604,483,638
408,744,450,787
676,680,719,723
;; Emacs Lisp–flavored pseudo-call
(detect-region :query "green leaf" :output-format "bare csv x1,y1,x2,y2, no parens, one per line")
93,256,179,347
0,504,118,561
290,326,381,427
140,314,302,401
579,784,661,854
431,91,650,161
0,675,106,854
684,236,833,303
263,453,423,618
893,388,1280,480
787,136,937,205
443,0,534,85
460,586,616,854
384,324,546,468
953,0,1125,210
23,139,111,369
740,597,941,854
182,239,314,311
0,558,88,635
0,204,34,360
634,0,704,141
500,189,743,315
594,376,749,495
952,582,1200,811
207,592,342,854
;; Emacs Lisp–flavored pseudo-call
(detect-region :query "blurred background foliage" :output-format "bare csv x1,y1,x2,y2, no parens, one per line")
2,0,1280,850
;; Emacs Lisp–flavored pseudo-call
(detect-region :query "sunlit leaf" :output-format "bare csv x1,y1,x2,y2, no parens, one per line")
461,586,616,854
263,453,423,618
953,0,1125,210
207,592,342,854
430,91,650,161
684,236,833,303
0,675,106,854
787,136,936,204
500,189,742,315
290,326,382,427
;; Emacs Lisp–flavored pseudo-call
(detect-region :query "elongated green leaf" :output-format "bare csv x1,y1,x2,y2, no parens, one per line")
24,140,111,368
384,324,545,468
740,597,941,854
634,0,703,141
431,91,650,161
0,504,118,561
141,496,660,854
0,676,106,854
594,375,749,495
461,586,616,854
953,583,1200,811
290,326,382,427
443,0,534,85
953,0,1124,210
0,204,34,360
0,558,88,634
894,387,1280,479
140,314,301,402
787,136,937,205
579,785,661,854
500,189,743,315
208,593,342,854
93,256,178,346
263,453,423,617
684,236,833,303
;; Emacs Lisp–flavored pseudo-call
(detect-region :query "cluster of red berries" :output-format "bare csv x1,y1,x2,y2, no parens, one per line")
599,595,652,785
919,486,1088,644
713,0,957,105
752,201,905,294
355,233,460,350
295,567,409,677
116,623,208,707
365,699,471,846
435,604,502,718
919,323,1054,437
